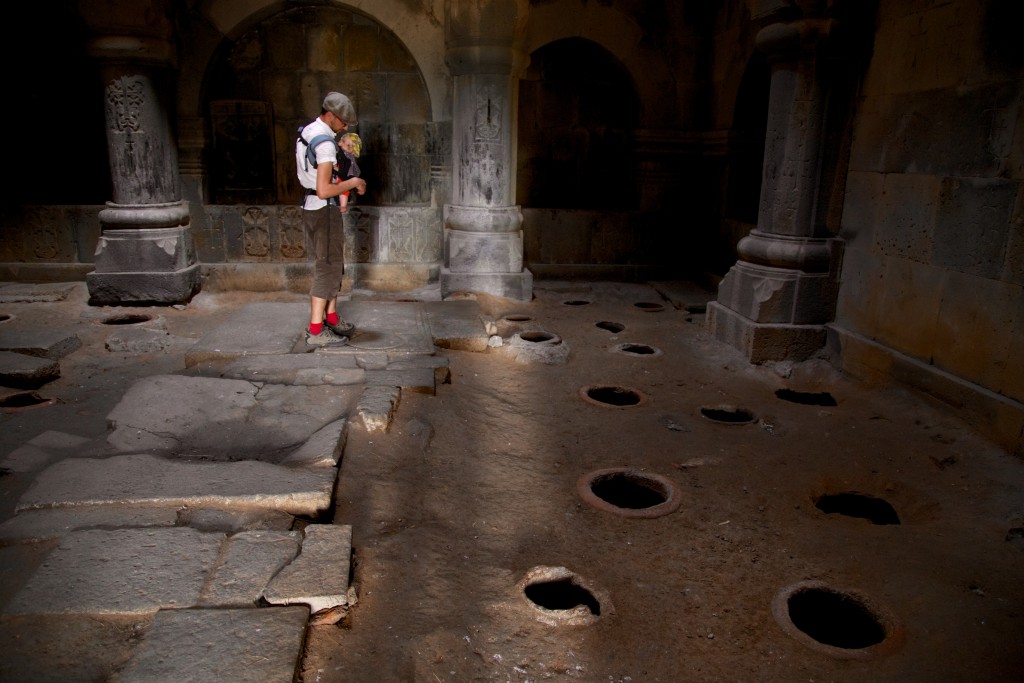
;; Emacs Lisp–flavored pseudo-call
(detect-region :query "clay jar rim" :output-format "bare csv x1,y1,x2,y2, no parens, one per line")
771,580,905,660
578,384,649,408
576,467,682,518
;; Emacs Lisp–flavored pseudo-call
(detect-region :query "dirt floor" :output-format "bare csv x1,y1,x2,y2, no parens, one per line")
2,280,1023,682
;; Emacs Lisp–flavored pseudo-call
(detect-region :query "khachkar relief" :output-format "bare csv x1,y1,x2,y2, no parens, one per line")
107,76,144,141
474,87,502,142
466,85,507,205
242,207,270,258
278,206,306,260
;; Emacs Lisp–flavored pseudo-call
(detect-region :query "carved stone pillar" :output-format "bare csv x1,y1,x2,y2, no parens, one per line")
440,0,533,301
84,0,200,305
707,7,843,363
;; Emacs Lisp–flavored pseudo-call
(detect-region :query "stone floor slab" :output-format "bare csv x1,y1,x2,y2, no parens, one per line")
0,325,82,359
0,350,60,388
2,527,223,616
184,302,306,365
421,299,490,351
280,418,347,468
105,375,350,459
264,524,352,615
0,506,180,544
16,453,338,517
198,530,301,607
114,606,309,683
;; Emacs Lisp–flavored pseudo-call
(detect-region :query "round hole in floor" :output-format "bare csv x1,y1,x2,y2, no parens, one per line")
634,302,664,312
773,581,902,659
612,342,660,357
0,392,56,413
776,388,838,406
577,467,681,518
0,313,11,323
519,566,609,626
814,492,900,525
580,385,647,408
502,314,534,323
563,299,591,306
101,313,153,325
596,321,625,333
519,330,561,344
699,405,756,424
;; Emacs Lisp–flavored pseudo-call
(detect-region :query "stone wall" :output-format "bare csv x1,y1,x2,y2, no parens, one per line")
832,0,1024,451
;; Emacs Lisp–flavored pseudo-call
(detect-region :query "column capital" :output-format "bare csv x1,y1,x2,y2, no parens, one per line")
756,18,836,61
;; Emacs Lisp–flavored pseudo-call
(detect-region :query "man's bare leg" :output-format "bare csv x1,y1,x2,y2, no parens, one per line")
310,296,328,328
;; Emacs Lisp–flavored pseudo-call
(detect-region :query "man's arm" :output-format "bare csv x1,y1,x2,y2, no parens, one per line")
316,162,366,198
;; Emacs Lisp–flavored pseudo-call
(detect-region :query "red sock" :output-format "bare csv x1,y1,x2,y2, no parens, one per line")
309,322,323,335
325,312,339,325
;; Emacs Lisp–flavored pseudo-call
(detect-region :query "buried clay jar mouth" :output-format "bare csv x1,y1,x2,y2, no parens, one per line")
772,580,904,659
0,392,57,413
518,565,611,626
577,467,681,518
579,385,648,408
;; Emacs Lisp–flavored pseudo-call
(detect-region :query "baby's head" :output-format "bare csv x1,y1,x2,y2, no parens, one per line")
339,132,362,157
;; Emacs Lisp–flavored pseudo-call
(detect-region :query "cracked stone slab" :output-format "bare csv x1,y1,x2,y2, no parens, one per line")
2,527,223,616
280,418,347,468
198,530,301,607
364,366,438,394
421,299,490,351
0,614,146,683
0,350,60,388
0,282,78,303
189,353,365,386
183,302,307,366
104,327,194,354
319,301,437,356
0,506,180,544
105,375,350,460
0,431,92,475
357,385,401,432
176,507,296,533
0,325,81,359
263,524,352,615
16,453,338,517
114,606,309,683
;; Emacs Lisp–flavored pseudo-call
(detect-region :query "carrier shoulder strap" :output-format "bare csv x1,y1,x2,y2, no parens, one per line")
297,127,338,171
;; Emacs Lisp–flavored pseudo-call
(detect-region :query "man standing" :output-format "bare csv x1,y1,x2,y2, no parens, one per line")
295,92,367,346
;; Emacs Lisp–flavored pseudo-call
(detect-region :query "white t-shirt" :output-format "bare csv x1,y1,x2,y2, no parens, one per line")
295,117,338,210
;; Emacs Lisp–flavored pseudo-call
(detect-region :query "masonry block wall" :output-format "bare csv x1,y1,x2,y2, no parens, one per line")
833,0,1024,449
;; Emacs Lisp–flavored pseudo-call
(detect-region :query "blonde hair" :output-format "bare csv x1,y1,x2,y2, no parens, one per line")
340,132,362,158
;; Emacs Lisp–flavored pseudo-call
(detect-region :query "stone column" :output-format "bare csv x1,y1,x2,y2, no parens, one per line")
84,0,200,305
440,0,533,301
707,5,842,363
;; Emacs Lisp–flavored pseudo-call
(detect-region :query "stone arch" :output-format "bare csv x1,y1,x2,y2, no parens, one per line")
718,51,771,272
199,3,438,206
193,0,449,121
517,37,641,209
524,0,677,127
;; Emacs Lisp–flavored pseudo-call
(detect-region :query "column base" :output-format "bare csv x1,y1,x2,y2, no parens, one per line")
440,267,533,302
707,300,826,364
87,264,201,305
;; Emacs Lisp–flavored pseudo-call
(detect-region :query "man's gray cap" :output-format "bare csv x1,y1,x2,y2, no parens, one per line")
323,92,357,126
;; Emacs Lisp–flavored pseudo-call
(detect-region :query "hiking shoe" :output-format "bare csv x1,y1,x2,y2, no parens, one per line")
324,317,356,337
305,327,349,347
